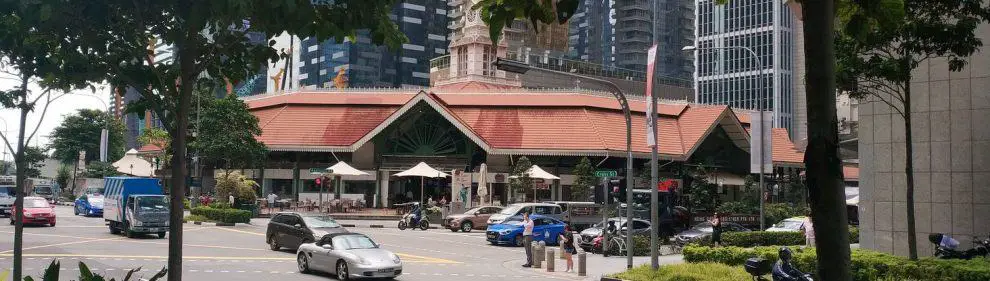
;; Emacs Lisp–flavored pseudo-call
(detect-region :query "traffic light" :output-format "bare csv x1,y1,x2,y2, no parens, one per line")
609,179,626,203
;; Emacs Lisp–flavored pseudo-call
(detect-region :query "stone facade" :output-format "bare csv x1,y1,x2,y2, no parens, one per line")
859,23,990,256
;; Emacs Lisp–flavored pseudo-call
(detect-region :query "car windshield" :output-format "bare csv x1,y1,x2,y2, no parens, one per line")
502,217,524,224
33,186,52,195
332,235,378,250
24,199,49,208
691,222,714,232
499,205,522,215
464,207,483,214
137,197,168,211
0,186,13,197
85,187,104,196
303,216,340,228
775,220,804,229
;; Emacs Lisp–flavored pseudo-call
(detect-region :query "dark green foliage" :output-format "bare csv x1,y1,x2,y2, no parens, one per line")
190,206,251,224
611,263,755,281
721,231,807,247
682,245,990,281
22,146,47,178
24,260,166,281
82,161,121,179
716,201,758,215
471,0,580,45
48,109,126,164
762,203,809,228
570,157,595,201
849,226,860,244
192,95,266,169
509,156,534,199
686,167,719,212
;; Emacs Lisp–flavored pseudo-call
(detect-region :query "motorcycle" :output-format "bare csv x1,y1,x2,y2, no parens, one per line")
931,233,989,260
397,212,429,230
745,247,813,281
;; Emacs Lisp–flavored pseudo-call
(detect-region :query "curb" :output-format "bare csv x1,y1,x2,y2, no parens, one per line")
184,221,241,227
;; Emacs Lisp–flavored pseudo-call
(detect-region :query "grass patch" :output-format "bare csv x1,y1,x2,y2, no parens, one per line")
610,263,755,281
184,214,211,223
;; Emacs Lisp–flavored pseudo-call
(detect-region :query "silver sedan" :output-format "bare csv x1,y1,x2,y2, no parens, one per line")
296,233,403,280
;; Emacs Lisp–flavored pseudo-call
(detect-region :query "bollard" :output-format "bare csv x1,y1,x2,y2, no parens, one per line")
559,243,565,259
533,242,543,269
546,248,555,272
577,251,586,276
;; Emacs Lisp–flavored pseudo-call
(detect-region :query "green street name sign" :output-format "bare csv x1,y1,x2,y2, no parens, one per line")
309,168,326,174
595,170,617,178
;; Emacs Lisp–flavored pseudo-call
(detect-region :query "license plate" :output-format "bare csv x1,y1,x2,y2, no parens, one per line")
149,228,160,232
377,268,394,273
487,233,496,239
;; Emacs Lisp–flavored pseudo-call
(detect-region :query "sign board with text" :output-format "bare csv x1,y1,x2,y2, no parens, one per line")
595,170,617,178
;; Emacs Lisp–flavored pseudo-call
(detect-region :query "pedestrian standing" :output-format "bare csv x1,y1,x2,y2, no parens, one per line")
803,213,816,247
560,224,576,272
521,212,534,267
710,212,722,247
267,192,278,213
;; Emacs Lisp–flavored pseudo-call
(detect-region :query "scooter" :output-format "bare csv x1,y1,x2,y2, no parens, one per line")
745,247,813,281
932,233,989,260
397,212,429,230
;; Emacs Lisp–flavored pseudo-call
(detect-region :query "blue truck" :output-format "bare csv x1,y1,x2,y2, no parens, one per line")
103,177,170,238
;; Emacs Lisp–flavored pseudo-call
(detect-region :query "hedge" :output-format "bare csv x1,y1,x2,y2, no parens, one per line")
721,231,806,247
682,245,990,281
611,263,754,281
190,206,251,224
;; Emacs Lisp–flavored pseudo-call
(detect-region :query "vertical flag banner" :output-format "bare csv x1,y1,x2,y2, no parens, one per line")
99,129,109,162
749,111,774,174
645,44,658,147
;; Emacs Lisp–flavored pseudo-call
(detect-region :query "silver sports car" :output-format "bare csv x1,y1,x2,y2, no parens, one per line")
296,233,403,280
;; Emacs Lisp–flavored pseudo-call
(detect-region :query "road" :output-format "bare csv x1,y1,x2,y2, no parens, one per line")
1,206,680,280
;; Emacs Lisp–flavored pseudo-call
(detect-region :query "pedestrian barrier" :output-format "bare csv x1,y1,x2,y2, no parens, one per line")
559,244,565,259
533,241,543,269
546,248,555,272
577,251,586,276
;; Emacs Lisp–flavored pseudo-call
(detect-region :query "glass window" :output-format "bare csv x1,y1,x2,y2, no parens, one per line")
332,235,379,250
534,206,554,214
24,198,50,208
302,216,340,228
633,221,650,230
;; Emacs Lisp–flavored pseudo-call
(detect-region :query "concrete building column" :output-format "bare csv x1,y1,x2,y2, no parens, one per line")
292,153,301,201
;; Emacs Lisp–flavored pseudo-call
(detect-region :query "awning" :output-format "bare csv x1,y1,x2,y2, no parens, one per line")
705,172,746,186
510,165,561,180
394,162,449,178
326,161,370,176
112,149,155,177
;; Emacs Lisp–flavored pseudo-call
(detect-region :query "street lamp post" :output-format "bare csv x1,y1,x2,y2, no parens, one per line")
682,45,769,230
494,58,635,268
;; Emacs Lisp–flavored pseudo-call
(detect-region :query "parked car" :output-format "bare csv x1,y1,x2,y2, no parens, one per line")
766,217,808,232
444,205,503,232
296,233,402,280
486,215,567,246
578,217,651,251
74,193,105,217
486,203,563,225
674,221,750,245
9,197,56,226
0,184,14,217
268,213,349,251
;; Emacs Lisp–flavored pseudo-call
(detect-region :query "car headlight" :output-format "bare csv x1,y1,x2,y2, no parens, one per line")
23,213,33,218
133,221,143,226
391,253,401,264
499,229,512,235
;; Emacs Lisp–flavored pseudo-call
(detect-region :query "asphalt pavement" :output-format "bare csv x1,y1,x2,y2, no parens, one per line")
1,206,682,281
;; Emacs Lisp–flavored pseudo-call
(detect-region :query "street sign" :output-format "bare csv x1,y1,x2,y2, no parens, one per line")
595,170,617,178
309,168,325,175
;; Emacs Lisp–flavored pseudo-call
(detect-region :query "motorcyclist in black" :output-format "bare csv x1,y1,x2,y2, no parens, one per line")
409,202,422,226
772,247,808,281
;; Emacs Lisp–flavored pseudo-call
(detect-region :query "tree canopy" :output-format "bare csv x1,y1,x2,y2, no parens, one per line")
48,109,126,164
190,92,266,169
570,157,595,201
509,156,534,201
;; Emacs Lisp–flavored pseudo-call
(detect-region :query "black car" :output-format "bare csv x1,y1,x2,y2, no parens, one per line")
578,217,651,251
674,221,750,245
266,213,348,251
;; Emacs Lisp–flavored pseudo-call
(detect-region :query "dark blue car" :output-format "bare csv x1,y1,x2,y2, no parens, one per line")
74,193,104,217
485,215,566,246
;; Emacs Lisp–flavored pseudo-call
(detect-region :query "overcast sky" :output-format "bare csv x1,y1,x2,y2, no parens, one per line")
0,75,110,159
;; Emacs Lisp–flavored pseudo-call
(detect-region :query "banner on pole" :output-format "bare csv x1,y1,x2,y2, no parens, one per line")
749,111,773,174
99,129,108,162
645,44,658,147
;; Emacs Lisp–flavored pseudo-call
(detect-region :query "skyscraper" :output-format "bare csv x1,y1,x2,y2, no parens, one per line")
612,0,694,80
568,0,614,66
694,0,796,133
293,0,450,88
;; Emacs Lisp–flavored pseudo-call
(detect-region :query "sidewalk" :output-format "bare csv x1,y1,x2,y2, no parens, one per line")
500,250,684,281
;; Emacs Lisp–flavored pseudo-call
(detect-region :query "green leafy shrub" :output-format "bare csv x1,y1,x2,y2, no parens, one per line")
722,231,806,247
716,201,758,214
208,202,231,209
190,206,251,224
23,260,167,281
763,203,809,227
183,199,191,210
682,245,990,281
849,226,860,243
611,263,755,281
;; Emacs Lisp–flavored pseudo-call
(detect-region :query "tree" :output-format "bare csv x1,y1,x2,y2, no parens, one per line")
193,94,267,169
686,166,720,212
48,109,126,164
48,1,405,279
138,128,172,169
22,146,47,178
570,157,595,201
0,1,104,279
56,165,70,197
214,170,258,206
509,156,534,202
835,0,990,260
82,161,121,178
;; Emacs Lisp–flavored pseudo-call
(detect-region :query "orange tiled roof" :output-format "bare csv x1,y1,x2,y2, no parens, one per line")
137,144,163,153
246,90,805,165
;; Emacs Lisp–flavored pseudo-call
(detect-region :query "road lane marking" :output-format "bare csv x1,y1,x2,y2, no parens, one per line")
0,237,126,254
0,254,293,260
394,252,461,264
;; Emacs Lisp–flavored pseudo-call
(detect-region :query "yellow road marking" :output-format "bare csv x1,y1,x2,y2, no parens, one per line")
395,253,461,264
0,237,126,254
0,253,458,263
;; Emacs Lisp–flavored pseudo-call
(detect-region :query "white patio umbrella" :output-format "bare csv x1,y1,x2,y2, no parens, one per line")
477,163,489,205
322,162,370,205
394,162,449,204
510,165,561,180
112,149,155,177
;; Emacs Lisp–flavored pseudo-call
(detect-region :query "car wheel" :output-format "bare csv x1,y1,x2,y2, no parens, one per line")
157,232,166,239
74,207,79,216
514,235,525,247
268,235,280,251
336,261,350,281
461,221,473,232
297,253,310,274
110,224,120,234
49,220,56,227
